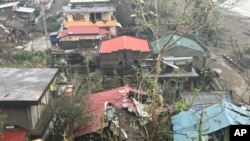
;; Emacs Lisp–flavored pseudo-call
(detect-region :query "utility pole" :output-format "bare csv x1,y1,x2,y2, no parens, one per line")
42,9,48,49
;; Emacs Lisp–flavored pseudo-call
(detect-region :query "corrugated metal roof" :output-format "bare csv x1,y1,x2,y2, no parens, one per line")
74,85,146,137
58,26,109,38
0,2,19,9
14,7,35,13
150,34,205,54
99,35,151,53
171,101,250,141
0,130,27,141
64,5,115,13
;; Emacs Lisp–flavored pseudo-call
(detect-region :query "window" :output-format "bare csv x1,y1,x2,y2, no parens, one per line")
90,13,95,22
73,13,84,21
90,13,102,22
183,81,191,90
96,13,102,20
118,59,122,65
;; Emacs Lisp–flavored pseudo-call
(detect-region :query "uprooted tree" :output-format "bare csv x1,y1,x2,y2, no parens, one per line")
117,0,243,141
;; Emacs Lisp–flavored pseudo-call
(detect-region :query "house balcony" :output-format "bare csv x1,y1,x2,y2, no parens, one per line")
63,19,118,28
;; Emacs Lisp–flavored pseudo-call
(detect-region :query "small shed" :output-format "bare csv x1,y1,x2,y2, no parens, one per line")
14,7,35,26
0,68,58,139
0,2,19,20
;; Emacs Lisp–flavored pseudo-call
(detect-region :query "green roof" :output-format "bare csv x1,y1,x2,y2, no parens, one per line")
150,34,205,54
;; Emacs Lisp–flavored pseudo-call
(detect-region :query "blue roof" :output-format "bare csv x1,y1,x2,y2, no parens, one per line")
171,101,250,141
150,34,205,54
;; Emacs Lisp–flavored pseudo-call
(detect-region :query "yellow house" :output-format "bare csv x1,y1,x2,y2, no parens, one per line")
63,0,118,36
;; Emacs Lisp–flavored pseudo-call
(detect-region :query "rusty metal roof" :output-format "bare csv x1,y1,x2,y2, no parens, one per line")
58,26,109,38
0,130,27,141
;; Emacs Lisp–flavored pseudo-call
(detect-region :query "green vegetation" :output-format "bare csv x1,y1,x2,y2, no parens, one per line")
9,50,51,68
35,13,61,34
117,0,234,140
0,110,6,136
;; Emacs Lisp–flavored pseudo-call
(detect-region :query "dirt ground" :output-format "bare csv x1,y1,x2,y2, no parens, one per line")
207,7,250,105
208,8,250,55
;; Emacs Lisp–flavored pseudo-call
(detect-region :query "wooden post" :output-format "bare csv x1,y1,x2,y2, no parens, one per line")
119,113,122,141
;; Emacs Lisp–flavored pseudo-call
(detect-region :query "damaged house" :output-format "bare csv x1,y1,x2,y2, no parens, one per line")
74,84,149,141
14,6,35,26
0,68,58,140
171,101,250,141
142,56,200,102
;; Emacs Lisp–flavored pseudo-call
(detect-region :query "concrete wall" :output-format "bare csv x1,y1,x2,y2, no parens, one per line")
67,14,73,22
99,50,150,69
101,12,112,21
59,39,100,49
83,13,90,21
109,26,116,36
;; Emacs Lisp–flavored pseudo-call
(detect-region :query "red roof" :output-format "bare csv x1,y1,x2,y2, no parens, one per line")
58,26,109,38
99,35,151,53
74,84,146,137
0,130,27,141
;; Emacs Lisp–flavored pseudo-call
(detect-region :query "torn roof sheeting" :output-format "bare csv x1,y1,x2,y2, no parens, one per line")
171,101,250,141
74,84,147,137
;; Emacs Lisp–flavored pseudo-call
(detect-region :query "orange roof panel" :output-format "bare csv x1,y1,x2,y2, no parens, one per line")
99,35,151,53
